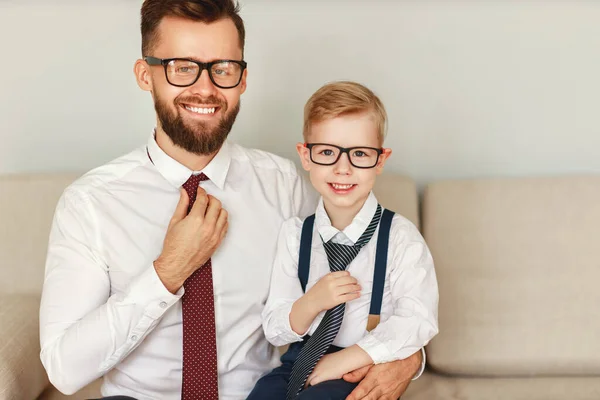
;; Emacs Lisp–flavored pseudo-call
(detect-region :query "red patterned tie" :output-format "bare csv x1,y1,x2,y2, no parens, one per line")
181,173,219,400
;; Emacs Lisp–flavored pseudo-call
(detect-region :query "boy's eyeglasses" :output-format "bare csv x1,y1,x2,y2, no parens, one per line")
144,56,247,89
305,143,384,169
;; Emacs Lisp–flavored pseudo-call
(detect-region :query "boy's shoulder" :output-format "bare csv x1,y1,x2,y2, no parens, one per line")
387,211,428,247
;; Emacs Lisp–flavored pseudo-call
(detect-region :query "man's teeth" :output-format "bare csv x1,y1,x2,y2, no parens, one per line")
185,106,216,114
331,183,354,190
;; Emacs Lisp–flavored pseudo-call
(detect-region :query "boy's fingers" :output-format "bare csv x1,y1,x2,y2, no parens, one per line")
329,271,350,279
169,188,189,228
335,276,358,286
340,284,361,294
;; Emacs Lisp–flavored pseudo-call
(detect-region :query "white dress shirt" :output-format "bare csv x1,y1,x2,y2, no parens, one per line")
262,192,439,370
39,134,318,399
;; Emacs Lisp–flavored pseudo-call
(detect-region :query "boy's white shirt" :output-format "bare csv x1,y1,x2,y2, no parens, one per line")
262,192,438,378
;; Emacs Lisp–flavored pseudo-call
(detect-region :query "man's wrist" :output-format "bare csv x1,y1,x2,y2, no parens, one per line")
153,258,184,294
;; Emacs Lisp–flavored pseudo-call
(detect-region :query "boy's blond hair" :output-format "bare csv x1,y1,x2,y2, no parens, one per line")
303,81,387,145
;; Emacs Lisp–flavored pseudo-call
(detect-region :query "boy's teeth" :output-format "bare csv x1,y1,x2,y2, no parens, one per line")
185,106,216,114
331,183,354,190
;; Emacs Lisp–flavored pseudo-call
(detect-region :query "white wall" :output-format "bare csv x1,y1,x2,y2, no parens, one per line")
1,1,599,187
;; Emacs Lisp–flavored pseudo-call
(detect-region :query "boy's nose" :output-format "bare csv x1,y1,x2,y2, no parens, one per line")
333,152,352,175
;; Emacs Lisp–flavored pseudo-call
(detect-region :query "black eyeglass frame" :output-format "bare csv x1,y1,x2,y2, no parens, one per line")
304,143,384,169
144,56,248,89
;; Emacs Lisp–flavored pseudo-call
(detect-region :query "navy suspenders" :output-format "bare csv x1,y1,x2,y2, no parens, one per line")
297,208,395,331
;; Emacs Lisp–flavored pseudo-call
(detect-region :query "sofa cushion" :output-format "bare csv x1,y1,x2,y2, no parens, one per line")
0,294,49,400
37,379,102,400
423,177,600,376
0,174,79,295
403,371,600,400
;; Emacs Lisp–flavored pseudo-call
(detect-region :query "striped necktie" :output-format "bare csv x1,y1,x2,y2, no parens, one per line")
286,205,382,399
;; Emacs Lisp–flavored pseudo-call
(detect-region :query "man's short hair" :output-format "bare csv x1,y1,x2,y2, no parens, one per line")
303,81,388,145
141,0,245,56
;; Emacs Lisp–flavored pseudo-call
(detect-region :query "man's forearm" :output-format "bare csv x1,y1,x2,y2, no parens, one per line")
40,265,180,395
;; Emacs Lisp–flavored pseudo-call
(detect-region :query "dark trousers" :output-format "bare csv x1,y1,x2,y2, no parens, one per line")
247,339,358,400
89,397,138,400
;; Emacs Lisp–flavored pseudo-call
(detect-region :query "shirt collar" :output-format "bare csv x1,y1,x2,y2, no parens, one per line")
146,132,231,190
315,191,379,244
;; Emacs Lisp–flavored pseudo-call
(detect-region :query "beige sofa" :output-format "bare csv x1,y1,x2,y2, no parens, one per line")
1,173,599,399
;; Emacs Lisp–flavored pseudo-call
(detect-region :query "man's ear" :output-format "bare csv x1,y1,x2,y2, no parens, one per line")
239,68,248,94
375,148,392,175
134,59,153,92
296,142,312,171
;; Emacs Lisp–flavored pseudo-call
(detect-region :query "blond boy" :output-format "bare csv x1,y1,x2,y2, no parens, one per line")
248,82,439,400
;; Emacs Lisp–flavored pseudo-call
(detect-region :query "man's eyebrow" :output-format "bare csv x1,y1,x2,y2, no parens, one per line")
177,57,232,63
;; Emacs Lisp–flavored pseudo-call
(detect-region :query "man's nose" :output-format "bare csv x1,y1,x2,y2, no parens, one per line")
189,68,218,98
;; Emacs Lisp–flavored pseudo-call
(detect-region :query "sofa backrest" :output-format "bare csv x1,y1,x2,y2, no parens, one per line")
373,173,420,229
423,176,600,376
0,172,419,296
0,174,80,295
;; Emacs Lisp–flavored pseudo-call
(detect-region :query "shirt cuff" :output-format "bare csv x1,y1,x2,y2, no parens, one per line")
356,335,426,380
124,264,184,320
356,334,393,364
412,348,426,381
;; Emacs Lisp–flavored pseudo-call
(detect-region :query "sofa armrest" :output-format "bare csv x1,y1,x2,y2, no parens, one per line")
0,294,49,400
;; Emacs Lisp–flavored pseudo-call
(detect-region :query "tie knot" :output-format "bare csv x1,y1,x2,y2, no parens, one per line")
182,173,209,211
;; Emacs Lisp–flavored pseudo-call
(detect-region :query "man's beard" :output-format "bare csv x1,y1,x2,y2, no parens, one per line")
154,93,240,155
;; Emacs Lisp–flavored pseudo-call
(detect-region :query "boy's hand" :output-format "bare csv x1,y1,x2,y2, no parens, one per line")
306,271,361,312
306,353,347,387
306,346,372,387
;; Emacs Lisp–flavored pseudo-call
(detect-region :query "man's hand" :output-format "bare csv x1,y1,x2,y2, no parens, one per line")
154,186,228,293
343,350,422,400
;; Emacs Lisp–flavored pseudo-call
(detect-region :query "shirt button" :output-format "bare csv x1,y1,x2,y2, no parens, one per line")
159,301,167,309
131,335,138,341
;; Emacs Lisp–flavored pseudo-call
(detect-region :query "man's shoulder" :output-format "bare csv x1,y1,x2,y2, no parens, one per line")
229,142,298,177
64,145,147,200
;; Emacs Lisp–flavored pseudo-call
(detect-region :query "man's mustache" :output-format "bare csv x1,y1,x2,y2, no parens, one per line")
176,96,226,109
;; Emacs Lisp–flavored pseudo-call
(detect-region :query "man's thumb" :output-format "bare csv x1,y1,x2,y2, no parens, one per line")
342,365,371,383
169,188,189,227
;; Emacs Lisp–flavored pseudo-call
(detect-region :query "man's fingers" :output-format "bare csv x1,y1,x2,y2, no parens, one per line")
346,381,379,400
204,195,222,224
188,186,209,219
343,365,372,383
169,188,189,228
216,209,228,237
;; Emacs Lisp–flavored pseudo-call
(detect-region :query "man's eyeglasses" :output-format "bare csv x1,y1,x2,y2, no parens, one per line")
144,56,247,89
305,143,384,169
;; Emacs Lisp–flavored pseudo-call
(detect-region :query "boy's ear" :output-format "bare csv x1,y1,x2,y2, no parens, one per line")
296,143,312,171
375,148,392,175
